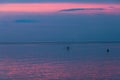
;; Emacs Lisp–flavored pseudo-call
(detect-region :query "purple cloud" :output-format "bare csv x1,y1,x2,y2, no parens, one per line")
59,8,104,12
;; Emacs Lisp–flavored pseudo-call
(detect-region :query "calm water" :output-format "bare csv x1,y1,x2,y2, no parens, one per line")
0,43,120,80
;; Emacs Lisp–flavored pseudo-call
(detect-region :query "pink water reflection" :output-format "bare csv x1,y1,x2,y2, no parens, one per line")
0,58,119,80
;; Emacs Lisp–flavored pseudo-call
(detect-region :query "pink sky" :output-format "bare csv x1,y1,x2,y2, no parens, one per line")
0,3,120,14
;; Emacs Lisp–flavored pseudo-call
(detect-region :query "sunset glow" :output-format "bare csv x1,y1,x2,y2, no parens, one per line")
0,3,120,14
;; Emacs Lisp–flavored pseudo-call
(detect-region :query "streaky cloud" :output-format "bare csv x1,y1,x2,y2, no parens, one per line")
15,19,38,23
59,8,105,12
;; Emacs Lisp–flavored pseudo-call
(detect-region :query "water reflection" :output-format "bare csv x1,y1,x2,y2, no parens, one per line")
0,43,119,80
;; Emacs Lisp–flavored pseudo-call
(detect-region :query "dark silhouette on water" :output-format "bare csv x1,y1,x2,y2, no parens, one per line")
107,48,110,53
66,46,70,51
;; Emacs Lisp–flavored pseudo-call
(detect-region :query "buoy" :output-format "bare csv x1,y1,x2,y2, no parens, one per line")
66,46,70,51
107,48,109,53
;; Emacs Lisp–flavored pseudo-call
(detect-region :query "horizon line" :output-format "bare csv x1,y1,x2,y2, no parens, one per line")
0,41,120,44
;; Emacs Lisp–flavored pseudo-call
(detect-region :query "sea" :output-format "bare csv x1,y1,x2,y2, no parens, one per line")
0,42,119,80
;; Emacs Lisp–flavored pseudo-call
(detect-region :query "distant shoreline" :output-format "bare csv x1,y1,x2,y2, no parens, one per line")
0,41,120,44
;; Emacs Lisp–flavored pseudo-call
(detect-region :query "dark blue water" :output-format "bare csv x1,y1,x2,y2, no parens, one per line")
0,43,119,80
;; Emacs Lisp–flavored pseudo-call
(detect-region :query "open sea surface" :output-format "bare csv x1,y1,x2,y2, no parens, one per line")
0,42,119,80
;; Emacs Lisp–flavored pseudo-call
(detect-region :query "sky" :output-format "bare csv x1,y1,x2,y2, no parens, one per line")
0,0,120,3
0,0,120,42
